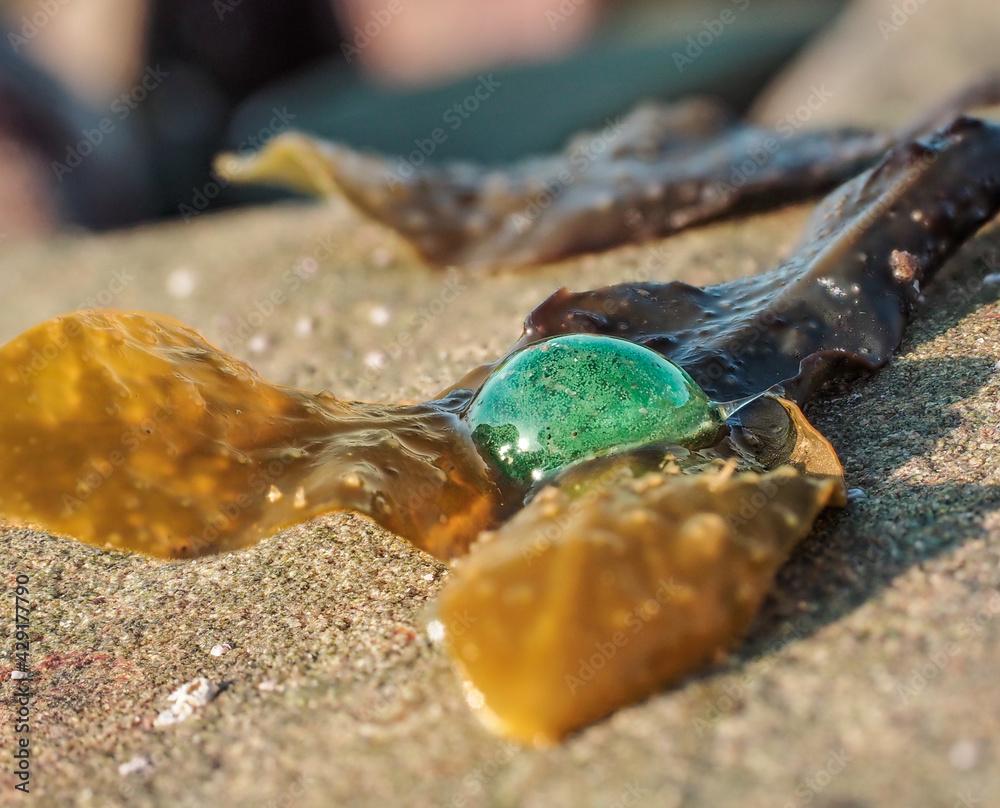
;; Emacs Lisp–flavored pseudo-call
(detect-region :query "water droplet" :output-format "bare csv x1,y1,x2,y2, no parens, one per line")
369,306,391,326
293,486,307,509
294,316,315,337
364,350,386,370
426,619,446,643
166,267,197,299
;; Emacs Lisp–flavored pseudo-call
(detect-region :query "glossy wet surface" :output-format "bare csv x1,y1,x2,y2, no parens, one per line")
497,116,1000,403
1,172,997,805
217,80,1000,272
437,464,841,744
466,334,721,483
0,312,829,561
217,99,886,269
0,311,497,560
1,115,997,746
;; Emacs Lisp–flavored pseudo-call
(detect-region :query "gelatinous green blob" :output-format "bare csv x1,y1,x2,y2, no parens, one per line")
466,334,721,482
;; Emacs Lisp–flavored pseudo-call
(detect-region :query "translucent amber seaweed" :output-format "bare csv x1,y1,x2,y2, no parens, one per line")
436,464,842,745
3,105,993,748
0,310,847,746
5,115,1000,744
0,311,497,559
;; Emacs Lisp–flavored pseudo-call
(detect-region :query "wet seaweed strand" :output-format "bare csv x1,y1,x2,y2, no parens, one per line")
216,78,1000,270
0,115,997,744
1,116,997,558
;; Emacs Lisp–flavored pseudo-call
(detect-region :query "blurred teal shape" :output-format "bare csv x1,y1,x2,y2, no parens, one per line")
227,2,843,167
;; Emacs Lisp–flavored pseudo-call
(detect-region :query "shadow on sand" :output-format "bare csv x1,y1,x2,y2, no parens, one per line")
737,228,1000,667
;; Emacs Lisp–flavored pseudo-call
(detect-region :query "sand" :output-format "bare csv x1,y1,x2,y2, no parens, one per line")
3,2,1000,797
1,191,998,807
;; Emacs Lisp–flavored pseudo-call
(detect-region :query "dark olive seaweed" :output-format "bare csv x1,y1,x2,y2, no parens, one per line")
2,109,999,745
217,77,1000,271
480,116,1000,404
2,116,997,561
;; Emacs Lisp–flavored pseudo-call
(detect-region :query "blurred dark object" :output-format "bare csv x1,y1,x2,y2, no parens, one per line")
0,36,157,232
0,0,342,238
148,0,342,99
230,2,845,165
0,0,847,239
141,0,343,218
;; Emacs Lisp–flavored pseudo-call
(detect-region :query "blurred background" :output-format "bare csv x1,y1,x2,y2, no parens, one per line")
0,0,993,243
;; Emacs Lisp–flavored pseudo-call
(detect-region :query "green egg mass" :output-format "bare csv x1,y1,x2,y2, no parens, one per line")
466,334,722,482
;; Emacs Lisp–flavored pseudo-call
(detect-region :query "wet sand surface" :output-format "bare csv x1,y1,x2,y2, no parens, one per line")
0,192,998,806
